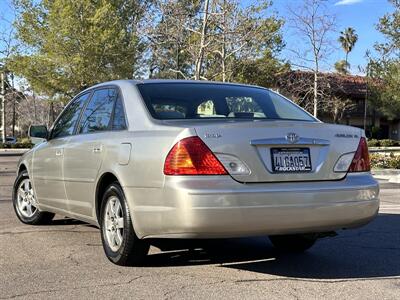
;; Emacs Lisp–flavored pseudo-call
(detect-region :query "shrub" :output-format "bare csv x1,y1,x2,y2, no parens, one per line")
0,142,33,149
387,156,400,169
18,137,32,144
367,139,400,148
367,139,380,147
370,153,400,169
380,139,398,147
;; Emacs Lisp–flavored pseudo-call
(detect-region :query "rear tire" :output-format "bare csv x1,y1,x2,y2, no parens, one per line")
13,171,55,225
269,234,318,253
100,182,149,266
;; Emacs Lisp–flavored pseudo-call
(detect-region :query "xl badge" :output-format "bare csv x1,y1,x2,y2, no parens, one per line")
286,132,299,144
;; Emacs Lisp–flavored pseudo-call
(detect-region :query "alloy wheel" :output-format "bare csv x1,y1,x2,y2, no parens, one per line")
104,196,125,252
16,178,37,218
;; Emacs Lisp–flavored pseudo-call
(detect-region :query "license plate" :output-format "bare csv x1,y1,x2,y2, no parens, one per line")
271,148,312,173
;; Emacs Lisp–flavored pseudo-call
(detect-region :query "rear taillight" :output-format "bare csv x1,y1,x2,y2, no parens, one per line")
164,136,228,175
348,137,371,172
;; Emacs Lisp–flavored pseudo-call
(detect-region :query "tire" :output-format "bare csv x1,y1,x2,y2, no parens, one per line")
269,233,318,253
100,182,149,266
13,171,55,225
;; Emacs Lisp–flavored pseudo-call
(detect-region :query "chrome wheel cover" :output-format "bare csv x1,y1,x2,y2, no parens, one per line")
16,178,37,218
104,196,124,252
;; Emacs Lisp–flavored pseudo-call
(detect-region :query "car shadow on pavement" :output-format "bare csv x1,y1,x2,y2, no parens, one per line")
50,217,90,226
145,213,400,280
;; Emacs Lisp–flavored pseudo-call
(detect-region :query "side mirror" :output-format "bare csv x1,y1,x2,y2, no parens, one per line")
29,125,48,144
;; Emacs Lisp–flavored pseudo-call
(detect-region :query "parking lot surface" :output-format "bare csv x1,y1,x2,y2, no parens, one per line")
1,155,400,299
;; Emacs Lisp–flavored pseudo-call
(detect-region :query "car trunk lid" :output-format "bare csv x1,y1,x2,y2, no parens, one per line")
188,120,363,183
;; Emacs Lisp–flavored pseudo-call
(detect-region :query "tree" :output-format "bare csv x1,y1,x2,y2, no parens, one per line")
276,71,355,123
146,0,214,80
233,52,290,87
210,0,284,82
327,97,356,124
145,0,213,80
338,27,358,73
368,0,400,120
146,0,284,82
334,60,349,75
1,6,19,141
287,0,336,117
10,0,151,99
145,1,199,79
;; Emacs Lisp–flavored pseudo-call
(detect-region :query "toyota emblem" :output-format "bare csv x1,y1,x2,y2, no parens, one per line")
286,132,299,144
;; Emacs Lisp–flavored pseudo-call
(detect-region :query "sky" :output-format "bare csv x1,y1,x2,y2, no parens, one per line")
272,0,395,74
0,0,396,75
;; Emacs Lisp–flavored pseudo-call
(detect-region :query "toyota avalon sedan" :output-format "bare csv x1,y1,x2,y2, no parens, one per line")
14,80,379,266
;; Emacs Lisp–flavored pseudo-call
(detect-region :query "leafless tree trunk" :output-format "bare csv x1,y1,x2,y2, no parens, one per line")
32,91,37,123
313,61,318,117
11,73,16,137
220,0,227,82
194,0,210,80
1,6,20,140
0,71,5,141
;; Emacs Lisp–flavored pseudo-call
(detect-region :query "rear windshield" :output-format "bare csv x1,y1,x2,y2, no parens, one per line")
137,83,316,122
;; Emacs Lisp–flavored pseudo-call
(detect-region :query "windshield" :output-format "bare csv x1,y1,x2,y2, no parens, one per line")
137,83,316,122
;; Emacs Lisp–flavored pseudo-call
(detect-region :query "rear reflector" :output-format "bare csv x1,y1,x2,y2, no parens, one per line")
348,137,371,172
164,136,228,175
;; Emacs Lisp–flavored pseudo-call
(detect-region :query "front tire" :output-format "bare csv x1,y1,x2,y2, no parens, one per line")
100,182,149,266
269,234,318,253
13,171,55,225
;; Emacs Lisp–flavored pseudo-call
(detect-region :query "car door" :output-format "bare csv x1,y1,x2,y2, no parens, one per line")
32,92,91,210
63,88,120,217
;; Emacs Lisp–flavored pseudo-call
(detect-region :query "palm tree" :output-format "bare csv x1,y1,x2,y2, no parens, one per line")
338,27,358,73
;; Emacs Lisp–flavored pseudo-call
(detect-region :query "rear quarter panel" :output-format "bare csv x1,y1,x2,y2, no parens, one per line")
95,82,196,226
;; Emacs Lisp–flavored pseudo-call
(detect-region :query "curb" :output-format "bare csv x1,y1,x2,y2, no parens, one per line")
371,169,400,183
0,149,30,157
371,169,400,176
373,175,393,180
389,175,400,184
369,147,400,151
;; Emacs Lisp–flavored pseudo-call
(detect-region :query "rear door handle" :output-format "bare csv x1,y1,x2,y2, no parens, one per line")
55,149,63,156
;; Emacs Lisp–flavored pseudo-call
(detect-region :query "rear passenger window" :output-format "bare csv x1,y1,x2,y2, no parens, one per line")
51,93,90,139
112,95,127,130
78,89,116,134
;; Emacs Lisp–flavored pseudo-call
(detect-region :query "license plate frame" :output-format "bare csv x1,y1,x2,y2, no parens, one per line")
270,148,312,173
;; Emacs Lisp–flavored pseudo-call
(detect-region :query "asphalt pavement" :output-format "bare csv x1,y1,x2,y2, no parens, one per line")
1,155,400,299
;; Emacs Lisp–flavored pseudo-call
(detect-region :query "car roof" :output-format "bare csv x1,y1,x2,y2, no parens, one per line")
89,79,269,91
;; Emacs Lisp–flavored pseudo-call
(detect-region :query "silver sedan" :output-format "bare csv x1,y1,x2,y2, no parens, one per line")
14,80,379,266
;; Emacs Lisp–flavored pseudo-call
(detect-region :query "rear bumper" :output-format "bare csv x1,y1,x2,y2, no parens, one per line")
125,173,379,239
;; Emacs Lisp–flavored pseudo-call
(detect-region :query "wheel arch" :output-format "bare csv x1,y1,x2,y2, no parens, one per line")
18,163,27,174
95,172,121,223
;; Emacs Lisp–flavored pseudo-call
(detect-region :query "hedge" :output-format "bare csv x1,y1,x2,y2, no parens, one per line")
370,153,400,169
367,139,400,147
0,142,33,149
